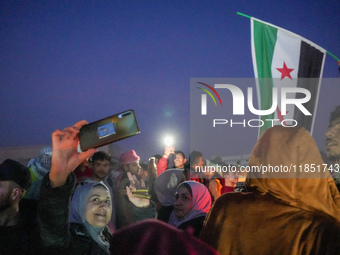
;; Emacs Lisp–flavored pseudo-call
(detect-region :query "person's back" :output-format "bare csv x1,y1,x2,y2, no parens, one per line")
110,219,218,255
200,126,340,255
201,191,340,254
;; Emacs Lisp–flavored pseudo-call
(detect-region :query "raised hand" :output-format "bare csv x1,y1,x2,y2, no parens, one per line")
125,186,150,208
163,145,175,159
49,120,97,188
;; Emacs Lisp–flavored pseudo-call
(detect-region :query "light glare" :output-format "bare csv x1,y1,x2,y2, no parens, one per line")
164,136,174,146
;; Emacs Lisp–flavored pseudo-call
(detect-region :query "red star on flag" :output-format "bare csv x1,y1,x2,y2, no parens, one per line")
276,106,288,125
276,62,294,80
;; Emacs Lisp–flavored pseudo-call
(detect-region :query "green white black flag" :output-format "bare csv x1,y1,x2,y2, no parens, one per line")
251,18,326,136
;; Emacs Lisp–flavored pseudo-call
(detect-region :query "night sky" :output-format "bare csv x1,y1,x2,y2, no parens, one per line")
1,1,339,162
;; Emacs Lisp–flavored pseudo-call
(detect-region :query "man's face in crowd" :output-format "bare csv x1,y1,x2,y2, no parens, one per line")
326,117,340,162
224,172,239,186
0,181,13,212
92,159,110,181
174,153,186,168
138,167,148,180
196,156,204,168
124,161,141,176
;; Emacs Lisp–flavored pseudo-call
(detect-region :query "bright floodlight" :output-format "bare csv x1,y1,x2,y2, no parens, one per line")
164,136,174,146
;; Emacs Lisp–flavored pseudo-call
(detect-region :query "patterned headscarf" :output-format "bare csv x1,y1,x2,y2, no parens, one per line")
27,146,52,179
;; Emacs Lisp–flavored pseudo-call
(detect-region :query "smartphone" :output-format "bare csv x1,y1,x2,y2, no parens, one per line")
79,109,140,151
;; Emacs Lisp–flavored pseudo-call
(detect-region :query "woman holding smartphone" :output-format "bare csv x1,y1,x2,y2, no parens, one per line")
37,120,149,255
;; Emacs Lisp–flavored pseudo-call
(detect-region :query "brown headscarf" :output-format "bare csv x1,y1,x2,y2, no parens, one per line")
246,125,340,222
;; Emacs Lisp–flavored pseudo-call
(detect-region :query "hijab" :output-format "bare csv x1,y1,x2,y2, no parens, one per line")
246,125,340,222
168,181,211,227
70,181,111,251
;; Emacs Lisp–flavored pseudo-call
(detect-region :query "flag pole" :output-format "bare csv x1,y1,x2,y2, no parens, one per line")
326,51,339,61
236,12,340,62
236,12,251,19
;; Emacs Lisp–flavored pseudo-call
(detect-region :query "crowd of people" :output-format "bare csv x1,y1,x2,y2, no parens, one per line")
1,105,340,254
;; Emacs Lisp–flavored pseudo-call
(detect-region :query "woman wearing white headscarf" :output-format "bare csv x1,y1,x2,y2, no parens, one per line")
69,182,112,253
39,174,112,254
168,181,211,237
38,120,151,255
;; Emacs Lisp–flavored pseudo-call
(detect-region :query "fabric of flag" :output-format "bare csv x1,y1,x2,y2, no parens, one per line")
251,18,326,137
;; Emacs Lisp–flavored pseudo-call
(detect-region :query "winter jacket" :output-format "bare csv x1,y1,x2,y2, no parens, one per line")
0,199,42,255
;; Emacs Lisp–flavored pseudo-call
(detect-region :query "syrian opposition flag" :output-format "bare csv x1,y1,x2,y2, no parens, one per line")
251,18,326,137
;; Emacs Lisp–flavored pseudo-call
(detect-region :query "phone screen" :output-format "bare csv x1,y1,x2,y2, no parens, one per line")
79,109,140,151
97,123,116,139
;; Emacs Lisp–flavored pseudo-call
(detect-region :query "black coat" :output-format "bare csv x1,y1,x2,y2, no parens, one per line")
0,199,43,255
178,215,206,238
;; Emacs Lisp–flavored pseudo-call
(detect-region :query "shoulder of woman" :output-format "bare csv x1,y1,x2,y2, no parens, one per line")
179,215,206,228
70,223,88,237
